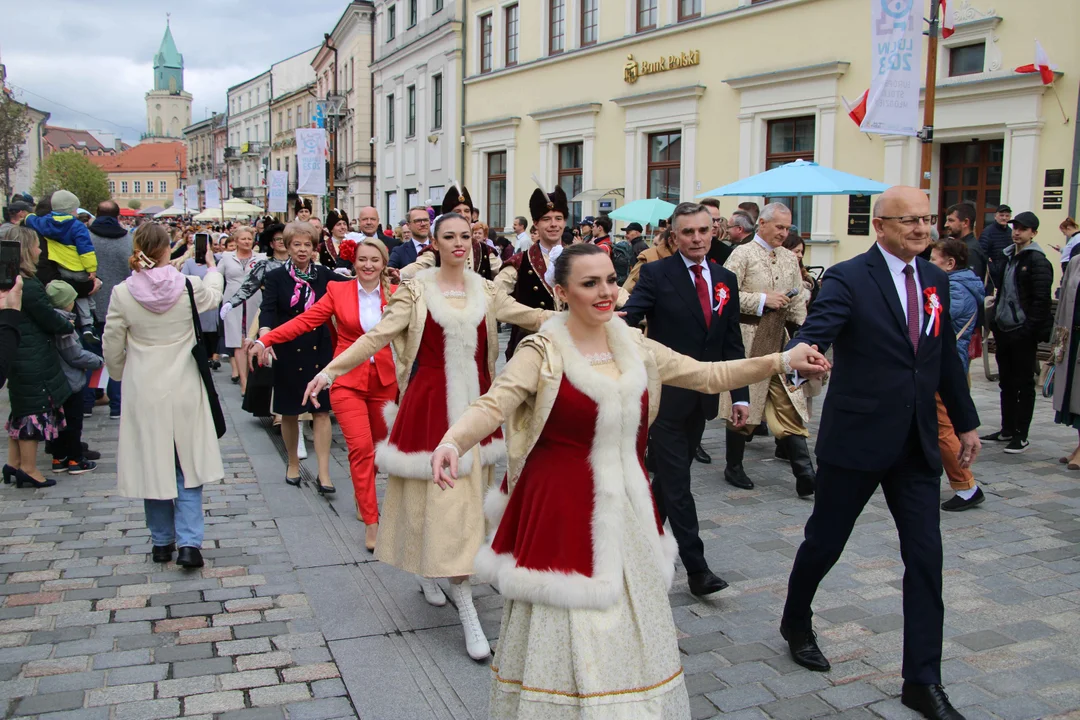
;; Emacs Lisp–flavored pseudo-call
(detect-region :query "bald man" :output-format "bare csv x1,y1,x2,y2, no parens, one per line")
781,186,979,720
355,206,399,251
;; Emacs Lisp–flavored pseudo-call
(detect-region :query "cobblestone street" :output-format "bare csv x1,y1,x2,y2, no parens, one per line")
2,346,1080,719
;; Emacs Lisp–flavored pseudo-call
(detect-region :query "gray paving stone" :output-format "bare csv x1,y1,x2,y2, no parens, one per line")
170,656,235,679
92,649,151,670
152,643,214,663
13,691,86,716
112,699,181,720
678,630,733,655
34,709,110,720
952,629,1016,652
167,601,223,618
218,708,287,720
762,671,832,698
310,678,348,698
36,671,106,694
704,683,776,713
284,697,354,719
817,682,887,711
233,621,290,639
761,694,835,719
104,664,170,686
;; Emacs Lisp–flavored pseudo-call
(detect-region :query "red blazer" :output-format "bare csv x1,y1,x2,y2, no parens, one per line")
259,280,397,393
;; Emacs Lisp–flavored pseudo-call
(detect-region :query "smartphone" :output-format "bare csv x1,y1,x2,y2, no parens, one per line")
0,240,19,291
194,232,210,264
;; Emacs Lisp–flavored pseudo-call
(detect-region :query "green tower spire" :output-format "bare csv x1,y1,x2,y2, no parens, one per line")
153,19,184,94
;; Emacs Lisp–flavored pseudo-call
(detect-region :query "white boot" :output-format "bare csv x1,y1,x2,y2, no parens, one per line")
418,575,447,607
447,579,491,661
297,432,308,460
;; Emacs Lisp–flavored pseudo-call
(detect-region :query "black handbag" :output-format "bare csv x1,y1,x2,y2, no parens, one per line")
241,363,274,417
185,280,227,438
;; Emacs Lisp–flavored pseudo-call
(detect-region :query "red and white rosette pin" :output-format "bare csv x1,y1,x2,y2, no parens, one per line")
714,282,731,313
923,287,941,337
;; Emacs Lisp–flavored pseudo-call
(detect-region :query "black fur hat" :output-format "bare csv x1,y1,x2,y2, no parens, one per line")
529,184,569,222
294,197,313,216
440,183,473,216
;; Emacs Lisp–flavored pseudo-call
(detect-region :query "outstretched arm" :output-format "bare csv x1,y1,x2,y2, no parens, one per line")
492,283,551,330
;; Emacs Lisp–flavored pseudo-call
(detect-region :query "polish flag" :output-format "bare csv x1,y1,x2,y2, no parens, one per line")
842,90,869,127
1015,40,1056,85
940,0,954,38
88,366,110,390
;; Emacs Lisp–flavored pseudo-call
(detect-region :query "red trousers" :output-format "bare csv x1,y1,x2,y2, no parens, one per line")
330,365,397,524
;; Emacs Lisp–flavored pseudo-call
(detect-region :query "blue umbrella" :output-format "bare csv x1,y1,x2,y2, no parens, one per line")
608,198,678,226
697,159,890,198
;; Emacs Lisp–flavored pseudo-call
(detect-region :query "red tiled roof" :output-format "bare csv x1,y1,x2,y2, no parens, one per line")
44,125,112,153
90,142,187,177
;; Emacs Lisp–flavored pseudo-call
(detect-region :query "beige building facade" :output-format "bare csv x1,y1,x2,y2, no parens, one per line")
94,142,186,210
462,0,1079,268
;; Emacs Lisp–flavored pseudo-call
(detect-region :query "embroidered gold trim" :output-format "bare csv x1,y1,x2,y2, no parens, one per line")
491,665,683,699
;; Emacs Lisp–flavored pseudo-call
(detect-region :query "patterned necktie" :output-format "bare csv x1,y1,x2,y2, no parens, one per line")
690,265,712,328
903,265,919,353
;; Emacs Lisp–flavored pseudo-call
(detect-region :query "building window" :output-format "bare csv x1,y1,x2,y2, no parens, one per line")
487,151,507,229
432,74,443,129
108,181,115,193
407,85,416,137
505,4,519,67
581,0,598,46
408,0,417,27
278,112,283,132
287,108,293,130
558,142,583,227
949,43,985,77
549,0,565,55
433,0,443,13
637,0,657,32
386,94,395,143
646,132,682,203
480,14,493,73
939,140,1004,234
387,5,396,40
765,116,815,236
121,181,128,193
134,181,141,194
678,0,700,21
160,181,167,193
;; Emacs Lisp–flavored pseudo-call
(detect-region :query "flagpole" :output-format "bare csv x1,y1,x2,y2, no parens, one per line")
919,0,940,192
1051,83,1071,124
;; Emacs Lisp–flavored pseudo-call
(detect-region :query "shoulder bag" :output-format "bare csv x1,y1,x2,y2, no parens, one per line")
185,280,227,438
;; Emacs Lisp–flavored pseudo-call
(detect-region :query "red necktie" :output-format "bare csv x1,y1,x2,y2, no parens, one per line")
690,265,712,328
903,265,919,353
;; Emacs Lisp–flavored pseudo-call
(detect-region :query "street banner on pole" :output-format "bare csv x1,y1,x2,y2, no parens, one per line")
862,0,923,137
296,129,327,196
173,189,184,210
185,184,200,212
267,171,288,212
204,179,221,209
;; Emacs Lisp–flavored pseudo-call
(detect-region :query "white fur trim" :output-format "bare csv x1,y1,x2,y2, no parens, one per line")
381,401,399,432
658,530,678,589
473,545,621,610
478,437,506,467
483,484,510,526
375,438,473,480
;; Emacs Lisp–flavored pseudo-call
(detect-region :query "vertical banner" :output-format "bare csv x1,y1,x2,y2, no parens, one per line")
204,179,221,209
185,184,200,212
861,0,923,137
267,171,289,213
173,189,184,210
295,128,328,196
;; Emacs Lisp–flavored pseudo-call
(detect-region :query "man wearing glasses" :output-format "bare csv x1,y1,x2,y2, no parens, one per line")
388,206,432,269
781,186,979,720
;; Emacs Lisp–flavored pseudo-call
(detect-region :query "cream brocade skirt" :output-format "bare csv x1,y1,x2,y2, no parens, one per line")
489,502,690,719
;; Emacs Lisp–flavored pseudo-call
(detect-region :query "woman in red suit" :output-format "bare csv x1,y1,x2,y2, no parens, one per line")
253,238,396,551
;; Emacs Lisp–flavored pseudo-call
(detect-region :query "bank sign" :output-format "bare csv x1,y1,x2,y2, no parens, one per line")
862,0,922,136
624,51,701,84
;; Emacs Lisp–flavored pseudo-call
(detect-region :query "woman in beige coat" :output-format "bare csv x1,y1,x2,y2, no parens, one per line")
103,224,225,569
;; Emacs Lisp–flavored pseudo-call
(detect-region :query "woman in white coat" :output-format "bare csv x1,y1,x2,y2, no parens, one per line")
219,226,265,392
103,223,225,569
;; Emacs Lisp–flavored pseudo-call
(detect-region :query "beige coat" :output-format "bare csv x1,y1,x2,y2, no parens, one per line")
720,240,812,426
103,270,226,500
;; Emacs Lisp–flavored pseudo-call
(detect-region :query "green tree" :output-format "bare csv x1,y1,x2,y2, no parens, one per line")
163,199,173,209
127,198,142,210
0,94,33,200
32,151,110,209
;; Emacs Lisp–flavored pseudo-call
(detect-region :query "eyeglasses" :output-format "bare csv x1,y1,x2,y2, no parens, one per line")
880,215,938,227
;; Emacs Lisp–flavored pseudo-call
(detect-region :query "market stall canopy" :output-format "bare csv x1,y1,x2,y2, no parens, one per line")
118,207,137,217
572,187,624,202
607,198,677,226
192,198,265,221
155,206,195,218
697,159,891,198
141,205,165,216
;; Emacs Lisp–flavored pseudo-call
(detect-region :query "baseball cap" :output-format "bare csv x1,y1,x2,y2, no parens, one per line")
1008,211,1039,231
996,204,1012,213
580,216,595,226
625,222,644,233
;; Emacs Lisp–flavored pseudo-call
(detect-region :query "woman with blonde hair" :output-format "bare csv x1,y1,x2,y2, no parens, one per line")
2,227,72,489
103,223,224,568
254,236,397,549
218,225,265,390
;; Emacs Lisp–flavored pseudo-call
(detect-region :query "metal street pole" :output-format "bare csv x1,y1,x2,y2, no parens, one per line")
919,0,940,191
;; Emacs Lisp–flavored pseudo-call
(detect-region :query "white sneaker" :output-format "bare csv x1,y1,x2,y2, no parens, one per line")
297,433,308,460
447,579,491,661
418,576,447,607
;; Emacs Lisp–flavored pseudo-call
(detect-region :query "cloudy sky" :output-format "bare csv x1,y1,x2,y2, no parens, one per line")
2,1,344,144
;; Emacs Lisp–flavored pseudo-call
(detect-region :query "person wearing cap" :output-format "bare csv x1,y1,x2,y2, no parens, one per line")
982,211,1053,454
625,222,648,256
0,195,34,240
293,198,313,223
978,204,1012,288
578,216,594,244
319,209,352,269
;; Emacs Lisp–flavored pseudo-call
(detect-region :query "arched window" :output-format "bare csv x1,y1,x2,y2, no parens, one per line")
155,117,163,136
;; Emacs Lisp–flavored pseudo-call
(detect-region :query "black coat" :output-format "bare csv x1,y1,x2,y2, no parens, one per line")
0,308,21,389
991,244,1054,343
259,265,349,415
789,244,978,473
961,233,988,287
7,276,73,418
621,253,749,420
979,222,1013,289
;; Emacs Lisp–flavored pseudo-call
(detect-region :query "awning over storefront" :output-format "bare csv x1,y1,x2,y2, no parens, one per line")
572,187,624,202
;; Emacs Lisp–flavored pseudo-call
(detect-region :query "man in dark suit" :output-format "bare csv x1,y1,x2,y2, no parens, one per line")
388,207,430,269
622,202,750,597
781,186,980,720
355,206,400,252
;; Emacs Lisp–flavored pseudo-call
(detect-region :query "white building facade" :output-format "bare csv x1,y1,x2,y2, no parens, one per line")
372,0,463,227
225,71,271,201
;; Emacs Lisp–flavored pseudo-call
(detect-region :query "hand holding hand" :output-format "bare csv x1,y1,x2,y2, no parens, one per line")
787,344,830,377
956,430,981,469
219,302,233,321
431,445,458,490
764,291,790,310
302,373,330,409
0,276,23,311
730,404,749,428
387,267,401,285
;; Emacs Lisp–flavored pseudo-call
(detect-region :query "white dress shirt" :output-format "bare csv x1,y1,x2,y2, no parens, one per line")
410,238,426,256
679,253,746,407
877,243,923,333
515,231,532,252
357,282,383,364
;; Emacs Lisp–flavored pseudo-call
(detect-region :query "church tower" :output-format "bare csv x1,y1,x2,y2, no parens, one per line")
144,19,192,142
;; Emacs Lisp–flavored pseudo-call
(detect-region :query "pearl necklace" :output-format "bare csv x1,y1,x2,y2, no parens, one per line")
442,290,467,298
584,352,614,366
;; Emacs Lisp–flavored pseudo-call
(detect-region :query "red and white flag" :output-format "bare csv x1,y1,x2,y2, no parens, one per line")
88,366,110,391
1015,40,1056,85
842,90,869,127
940,0,955,38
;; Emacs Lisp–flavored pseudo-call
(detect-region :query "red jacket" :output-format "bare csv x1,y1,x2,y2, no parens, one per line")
259,280,397,393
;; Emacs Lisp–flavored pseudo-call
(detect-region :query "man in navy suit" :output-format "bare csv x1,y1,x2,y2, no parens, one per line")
622,202,751,597
388,207,430,269
781,187,980,720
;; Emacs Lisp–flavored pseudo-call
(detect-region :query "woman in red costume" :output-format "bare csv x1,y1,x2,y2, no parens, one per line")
301,212,549,662
253,237,396,552
432,242,829,718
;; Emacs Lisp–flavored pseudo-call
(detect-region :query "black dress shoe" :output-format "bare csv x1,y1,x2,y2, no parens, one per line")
780,624,831,672
694,445,712,464
151,544,175,563
901,683,966,720
724,429,754,489
176,547,204,568
687,570,729,597
941,487,985,512
724,465,754,489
